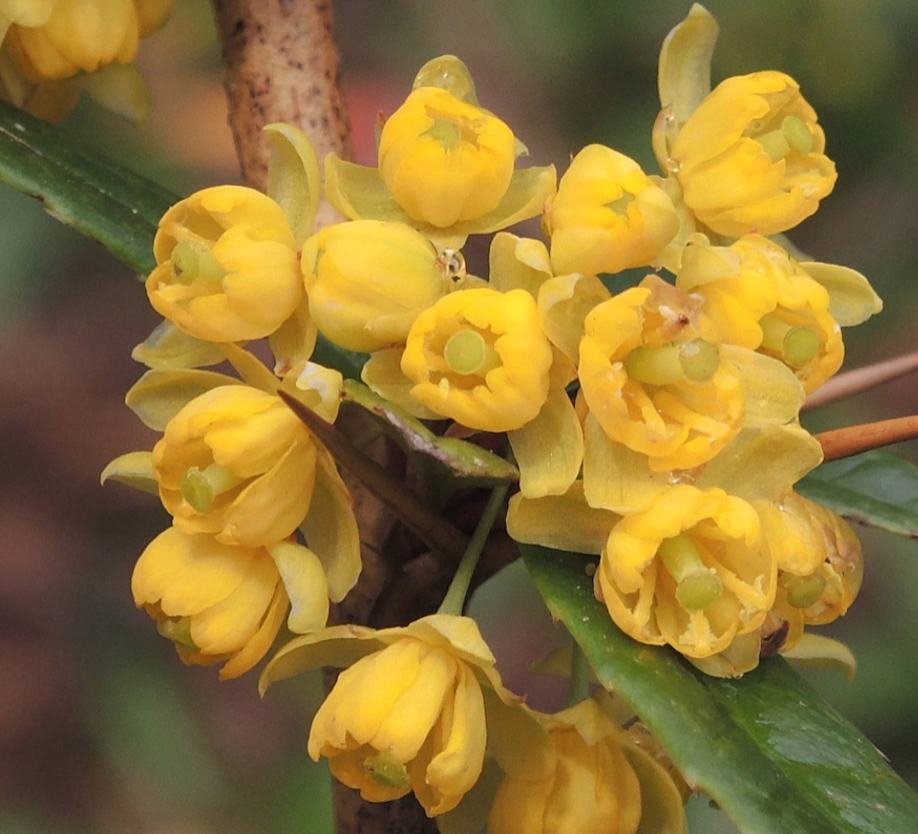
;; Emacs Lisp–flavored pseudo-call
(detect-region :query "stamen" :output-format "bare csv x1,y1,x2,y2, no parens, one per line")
170,240,225,285
364,752,412,789
443,329,501,376
783,573,827,609
158,617,197,650
181,463,245,513
658,533,724,611
759,313,820,368
782,115,813,155
757,129,791,164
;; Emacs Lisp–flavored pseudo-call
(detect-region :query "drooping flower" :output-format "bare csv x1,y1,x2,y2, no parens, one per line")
301,219,449,352
545,144,679,276
662,70,837,236
261,615,517,817
146,185,304,343
152,385,318,548
399,287,554,432
596,485,776,659
132,528,329,680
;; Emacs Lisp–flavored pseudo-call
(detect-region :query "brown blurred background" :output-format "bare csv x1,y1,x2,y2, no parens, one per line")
2,1,918,832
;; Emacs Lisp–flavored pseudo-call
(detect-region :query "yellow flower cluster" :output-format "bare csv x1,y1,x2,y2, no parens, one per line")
0,0,174,121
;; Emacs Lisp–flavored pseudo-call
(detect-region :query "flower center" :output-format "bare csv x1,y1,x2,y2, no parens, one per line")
170,240,226,285
756,115,814,163
443,328,501,377
782,573,827,609
181,463,246,513
364,752,412,789
157,616,198,650
759,313,820,368
624,339,719,386
658,533,724,611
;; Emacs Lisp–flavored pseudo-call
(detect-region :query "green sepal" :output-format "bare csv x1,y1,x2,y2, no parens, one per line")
125,368,242,431
657,3,720,123
131,320,226,370
323,154,410,222
99,450,158,496
522,544,918,834
412,55,480,105
342,379,519,487
799,261,883,326
265,122,322,247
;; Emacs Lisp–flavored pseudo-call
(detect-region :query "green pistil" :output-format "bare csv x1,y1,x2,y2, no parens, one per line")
181,463,245,513
605,193,634,216
624,341,719,386
658,533,724,611
364,752,412,790
757,115,813,162
443,329,501,377
423,117,462,148
783,573,826,609
171,240,225,285
158,617,197,651
759,313,820,368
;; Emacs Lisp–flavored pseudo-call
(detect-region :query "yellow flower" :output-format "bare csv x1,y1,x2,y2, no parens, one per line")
378,86,516,228
545,144,679,276
400,288,553,432
147,186,303,343
153,385,317,548
579,276,746,472
667,71,836,236
301,219,449,352
262,615,515,817
597,485,776,659
132,528,329,680
677,235,844,393
488,699,644,834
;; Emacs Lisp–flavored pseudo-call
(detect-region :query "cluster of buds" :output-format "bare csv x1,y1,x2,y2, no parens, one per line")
104,3,883,829
0,0,174,120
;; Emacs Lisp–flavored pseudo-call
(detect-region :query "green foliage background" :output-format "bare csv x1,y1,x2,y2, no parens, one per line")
1,1,917,832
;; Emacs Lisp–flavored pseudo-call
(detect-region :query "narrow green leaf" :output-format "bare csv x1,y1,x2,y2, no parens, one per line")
342,379,520,487
797,451,918,539
522,545,918,834
0,100,176,274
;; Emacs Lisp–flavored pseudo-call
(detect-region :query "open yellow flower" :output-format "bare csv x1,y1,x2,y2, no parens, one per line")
597,485,776,659
301,219,449,352
261,615,515,817
132,528,330,680
153,385,317,548
147,185,303,343
400,288,553,432
545,144,679,276
666,71,836,236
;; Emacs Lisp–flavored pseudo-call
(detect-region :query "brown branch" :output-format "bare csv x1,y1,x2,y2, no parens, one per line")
211,0,352,208
804,350,918,410
817,415,918,462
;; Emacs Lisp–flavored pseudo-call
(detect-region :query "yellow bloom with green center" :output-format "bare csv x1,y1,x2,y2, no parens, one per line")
545,144,679,277
400,288,553,432
262,615,515,817
597,485,776,659
378,86,516,228
147,185,303,343
488,699,646,834
579,276,745,472
153,385,317,548
301,219,449,352
666,71,836,236
132,528,330,680
677,235,844,393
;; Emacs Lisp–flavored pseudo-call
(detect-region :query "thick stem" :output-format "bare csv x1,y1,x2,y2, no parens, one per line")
211,0,352,223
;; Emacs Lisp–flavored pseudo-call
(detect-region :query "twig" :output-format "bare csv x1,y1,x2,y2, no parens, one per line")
805,350,918,409
817,415,918,462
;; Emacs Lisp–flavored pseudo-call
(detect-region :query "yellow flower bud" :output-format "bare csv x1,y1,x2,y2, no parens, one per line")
677,235,844,393
378,86,517,227
546,144,679,276
301,219,449,352
147,186,302,343
667,71,836,236
153,385,317,548
597,485,776,659
579,275,745,472
270,615,509,817
4,0,142,82
131,527,292,680
401,288,553,432
489,700,645,834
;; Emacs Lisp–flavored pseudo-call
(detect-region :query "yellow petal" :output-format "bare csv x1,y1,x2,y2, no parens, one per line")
267,541,329,634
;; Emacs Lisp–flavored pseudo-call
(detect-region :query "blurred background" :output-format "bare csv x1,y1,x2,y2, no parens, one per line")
2,0,918,832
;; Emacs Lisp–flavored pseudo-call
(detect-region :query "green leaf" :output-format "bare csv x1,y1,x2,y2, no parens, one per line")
0,99,176,274
797,451,918,538
342,379,520,487
522,544,918,834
